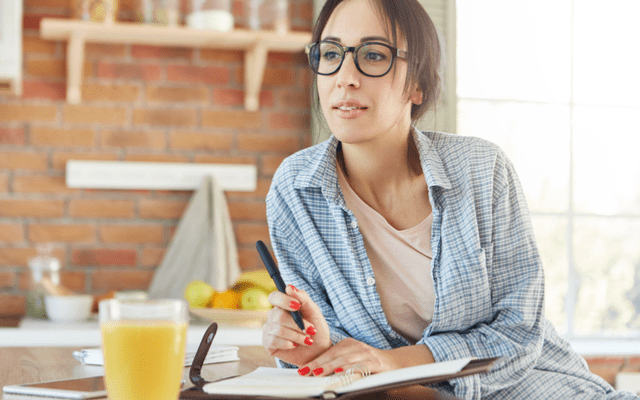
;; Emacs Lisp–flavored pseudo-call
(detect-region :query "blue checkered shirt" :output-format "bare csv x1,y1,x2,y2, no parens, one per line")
266,129,636,399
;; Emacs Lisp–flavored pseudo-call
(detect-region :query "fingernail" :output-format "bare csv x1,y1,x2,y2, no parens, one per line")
313,367,324,376
292,343,298,347
289,284,298,292
298,366,310,376
334,367,344,373
304,336,313,346
306,326,316,335
289,301,301,311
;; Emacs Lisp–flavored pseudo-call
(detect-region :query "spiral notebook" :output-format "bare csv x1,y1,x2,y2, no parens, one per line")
181,357,499,400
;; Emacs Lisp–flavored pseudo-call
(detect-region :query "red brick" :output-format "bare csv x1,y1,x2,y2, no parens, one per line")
0,200,65,218
199,49,243,63
0,104,56,122
166,65,230,84
22,36,58,54
228,201,266,222
101,130,166,149
0,151,48,170
85,43,127,57
72,248,137,266
169,131,233,151
211,89,274,108
0,295,26,316
267,52,307,65
238,134,299,153
0,174,7,193
52,152,119,170
146,86,208,103
91,269,154,291
26,59,91,78
25,0,69,7
202,110,261,129
234,222,269,245
0,224,24,242
0,247,66,267
226,178,271,199
279,91,311,109
132,108,197,127
69,199,135,219
124,154,189,163
238,247,262,270
139,199,188,220
262,154,287,175
83,83,139,102
0,272,16,289
131,45,193,60
237,66,296,86
0,127,25,144
22,81,67,100
100,225,164,244
13,176,76,194
97,62,162,81
30,127,95,147
23,13,64,31
194,155,257,165
29,224,96,243
268,112,310,130
141,247,166,267
63,105,127,125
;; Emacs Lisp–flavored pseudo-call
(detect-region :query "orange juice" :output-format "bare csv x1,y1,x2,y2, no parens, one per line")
101,320,187,400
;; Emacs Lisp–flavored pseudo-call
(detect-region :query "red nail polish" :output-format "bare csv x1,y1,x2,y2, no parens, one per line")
313,367,324,376
304,336,313,345
334,367,344,373
298,366,310,376
293,343,298,347
289,284,298,292
306,326,316,335
289,301,301,311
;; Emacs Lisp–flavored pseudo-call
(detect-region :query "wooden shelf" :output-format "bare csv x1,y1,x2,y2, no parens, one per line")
40,18,312,110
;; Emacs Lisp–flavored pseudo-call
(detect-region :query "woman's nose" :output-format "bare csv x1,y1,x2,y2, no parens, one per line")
335,53,360,88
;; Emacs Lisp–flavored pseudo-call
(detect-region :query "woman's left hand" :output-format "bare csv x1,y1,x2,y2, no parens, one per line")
297,339,436,377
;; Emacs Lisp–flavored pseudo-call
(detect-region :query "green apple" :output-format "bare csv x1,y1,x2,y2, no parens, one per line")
241,288,272,311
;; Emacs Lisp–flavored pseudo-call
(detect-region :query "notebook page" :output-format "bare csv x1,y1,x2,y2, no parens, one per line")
203,367,332,398
335,357,473,394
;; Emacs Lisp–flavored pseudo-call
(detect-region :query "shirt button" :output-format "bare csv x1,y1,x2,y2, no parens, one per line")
350,220,358,229
366,277,375,286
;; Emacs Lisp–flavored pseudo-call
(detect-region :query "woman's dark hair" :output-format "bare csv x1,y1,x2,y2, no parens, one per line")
310,0,442,122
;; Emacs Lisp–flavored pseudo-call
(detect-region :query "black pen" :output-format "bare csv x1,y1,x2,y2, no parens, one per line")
256,240,306,331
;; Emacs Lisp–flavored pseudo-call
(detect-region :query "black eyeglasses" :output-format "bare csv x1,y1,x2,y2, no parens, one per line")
304,41,408,77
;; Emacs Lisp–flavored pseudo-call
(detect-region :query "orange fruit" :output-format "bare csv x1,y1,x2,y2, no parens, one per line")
211,290,241,309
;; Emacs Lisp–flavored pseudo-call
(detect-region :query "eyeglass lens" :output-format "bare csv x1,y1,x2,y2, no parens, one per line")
310,42,394,77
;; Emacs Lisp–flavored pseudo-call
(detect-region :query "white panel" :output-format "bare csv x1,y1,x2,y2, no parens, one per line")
66,161,257,192
0,0,23,96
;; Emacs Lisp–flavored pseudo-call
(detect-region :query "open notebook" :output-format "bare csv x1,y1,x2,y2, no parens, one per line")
183,357,498,399
73,343,239,367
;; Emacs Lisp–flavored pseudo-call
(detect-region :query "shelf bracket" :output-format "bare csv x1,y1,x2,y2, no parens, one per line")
244,43,268,112
66,31,86,104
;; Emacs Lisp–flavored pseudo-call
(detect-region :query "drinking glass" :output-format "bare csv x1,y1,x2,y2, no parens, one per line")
99,299,188,400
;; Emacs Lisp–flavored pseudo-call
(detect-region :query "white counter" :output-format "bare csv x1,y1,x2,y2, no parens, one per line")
0,317,263,347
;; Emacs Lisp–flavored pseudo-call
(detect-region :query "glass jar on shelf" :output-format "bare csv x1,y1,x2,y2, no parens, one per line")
73,0,119,23
247,0,289,34
186,0,234,32
25,244,61,319
136,0,180,26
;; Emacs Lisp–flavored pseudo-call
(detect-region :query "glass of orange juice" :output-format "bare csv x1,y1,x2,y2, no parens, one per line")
99,299,188,400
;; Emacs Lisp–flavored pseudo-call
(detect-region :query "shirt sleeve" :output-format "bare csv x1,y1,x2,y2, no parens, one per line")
417,154,546,399
266,182,351,368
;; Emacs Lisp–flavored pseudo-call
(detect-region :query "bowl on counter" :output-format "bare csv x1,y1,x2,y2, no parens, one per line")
44,294,94,322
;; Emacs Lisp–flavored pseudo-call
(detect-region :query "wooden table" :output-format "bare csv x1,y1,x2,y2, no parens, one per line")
0,347,459,400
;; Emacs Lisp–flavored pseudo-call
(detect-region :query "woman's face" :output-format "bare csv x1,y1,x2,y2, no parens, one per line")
317,0,422,146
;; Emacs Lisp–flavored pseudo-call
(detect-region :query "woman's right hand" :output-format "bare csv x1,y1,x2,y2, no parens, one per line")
262,285,331,367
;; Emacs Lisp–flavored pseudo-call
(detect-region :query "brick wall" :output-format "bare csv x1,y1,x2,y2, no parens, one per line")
0,0,314,318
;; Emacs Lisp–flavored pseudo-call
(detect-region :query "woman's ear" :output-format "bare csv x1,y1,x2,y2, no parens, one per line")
410,83,423,105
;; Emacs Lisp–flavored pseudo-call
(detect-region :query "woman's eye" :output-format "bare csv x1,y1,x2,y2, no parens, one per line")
322,51,341,61
363,51,387,62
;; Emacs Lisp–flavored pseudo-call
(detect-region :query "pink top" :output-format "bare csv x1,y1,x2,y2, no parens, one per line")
337,165,435,343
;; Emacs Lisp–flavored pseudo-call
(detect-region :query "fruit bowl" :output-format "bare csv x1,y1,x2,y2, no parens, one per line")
189,307,268,328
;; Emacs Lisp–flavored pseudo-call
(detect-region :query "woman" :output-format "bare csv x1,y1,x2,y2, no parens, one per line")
262,0,636,398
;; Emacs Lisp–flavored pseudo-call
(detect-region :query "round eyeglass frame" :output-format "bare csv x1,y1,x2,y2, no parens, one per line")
304,41,408,78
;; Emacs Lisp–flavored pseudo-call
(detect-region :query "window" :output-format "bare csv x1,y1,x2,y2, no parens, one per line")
457,0,640,338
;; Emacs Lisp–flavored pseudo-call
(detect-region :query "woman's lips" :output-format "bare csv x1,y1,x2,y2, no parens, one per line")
333,105,367,119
